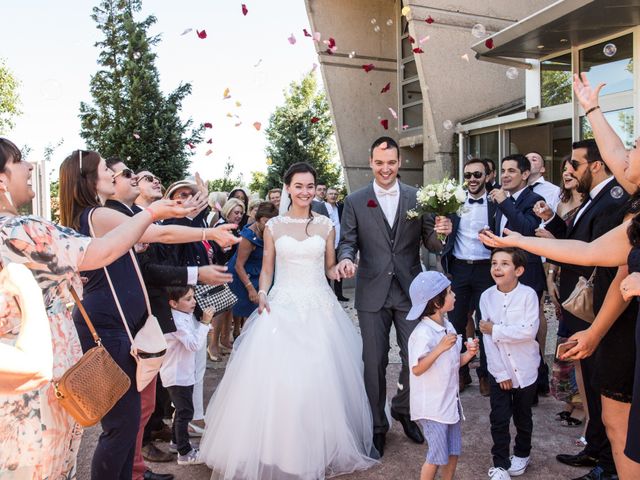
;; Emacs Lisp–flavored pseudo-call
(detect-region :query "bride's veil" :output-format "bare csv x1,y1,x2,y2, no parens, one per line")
278,183,290,216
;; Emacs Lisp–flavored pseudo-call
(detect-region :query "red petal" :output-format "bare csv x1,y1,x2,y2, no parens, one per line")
310,116,320,124
187,142,195,149
303,29,312,37
412,47,424,54
380,119,388,129
204,122,213,128
485,38,494,49
362,63,375,73
196,30,207,39
408,35,415,44
253,121,262,131
380,82,391,94
241,4,248,16
425,15,434,24
326,48,334,55
206,138,213,144
328,37,336,48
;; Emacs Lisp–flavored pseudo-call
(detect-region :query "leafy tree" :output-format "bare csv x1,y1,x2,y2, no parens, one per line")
208,161,244,193
541,69,572,108
248,171,267,197
264,72,341,192
0,59,21,134
79,0,202,185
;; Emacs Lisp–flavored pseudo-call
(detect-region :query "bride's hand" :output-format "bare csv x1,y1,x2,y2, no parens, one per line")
478,228,522,248
336,259,357,279
258,291,270,315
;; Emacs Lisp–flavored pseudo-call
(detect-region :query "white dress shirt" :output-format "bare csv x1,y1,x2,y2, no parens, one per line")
160,309,210,387
453,193,490,260
373,180,400,226
498,186,528,236
479,283,540,388
409,317,463,424
325,202,340,248
529,176,561,212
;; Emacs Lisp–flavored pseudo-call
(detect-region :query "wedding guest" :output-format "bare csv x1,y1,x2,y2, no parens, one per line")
228,187,250,228
206,191,227,227
480,248,541,480
247,198,261,224
325,186,349,301
526,151,561,212
267,188,281,209
407,271,479,480
484,158,500,192
312,181,330,217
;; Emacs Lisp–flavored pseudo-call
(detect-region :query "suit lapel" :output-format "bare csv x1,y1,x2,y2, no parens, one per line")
366,183,392,246
392,182,410,247
569,179,614,233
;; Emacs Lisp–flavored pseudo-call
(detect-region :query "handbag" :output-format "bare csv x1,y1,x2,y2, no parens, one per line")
194,283,238,313
562,267,596,324
54,287,131,427
89,211,167,392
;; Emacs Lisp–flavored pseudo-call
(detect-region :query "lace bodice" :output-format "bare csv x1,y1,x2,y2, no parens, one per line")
266,214,335,307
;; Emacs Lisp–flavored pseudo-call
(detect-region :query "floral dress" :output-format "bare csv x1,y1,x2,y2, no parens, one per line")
0,215,91,479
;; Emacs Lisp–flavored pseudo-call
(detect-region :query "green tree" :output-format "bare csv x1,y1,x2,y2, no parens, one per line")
79,0,202,185
0,59,21,134
264,72,341,192
248,170,267,197
208,161,244,193
541,70,572,108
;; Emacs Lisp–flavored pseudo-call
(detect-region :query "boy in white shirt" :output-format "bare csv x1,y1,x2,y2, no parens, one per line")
479,248,541,480
161,286,213,466
407,271,479,480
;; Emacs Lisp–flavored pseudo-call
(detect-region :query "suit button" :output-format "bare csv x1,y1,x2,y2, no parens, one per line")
388,272,393,276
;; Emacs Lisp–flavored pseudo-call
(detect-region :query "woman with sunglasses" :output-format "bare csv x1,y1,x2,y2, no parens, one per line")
0,138,212,479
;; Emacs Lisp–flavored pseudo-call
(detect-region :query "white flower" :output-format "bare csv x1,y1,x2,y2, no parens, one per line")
454,186,466,203
406,210,420,220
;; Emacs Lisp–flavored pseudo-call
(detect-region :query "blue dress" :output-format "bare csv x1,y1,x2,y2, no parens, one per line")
228,225,264,317
625,247,640,462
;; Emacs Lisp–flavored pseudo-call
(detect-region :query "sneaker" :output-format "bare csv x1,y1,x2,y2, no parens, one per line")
188,422,205,437
168,441,178,454
177,448,204,465
488,467,511,480
508,456,530,476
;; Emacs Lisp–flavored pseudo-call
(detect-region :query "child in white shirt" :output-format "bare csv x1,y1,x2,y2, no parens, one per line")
407,271,479,480
161,286,213,466
479,248,541,480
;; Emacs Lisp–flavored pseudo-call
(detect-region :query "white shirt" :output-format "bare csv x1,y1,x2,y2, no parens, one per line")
160,309,210,387
479,283,540,388
499,186,527,236
529,176,561,212
409,317,462,423
325,202,340,248
573,176,614,225
373,180,400,226
453,193,491,260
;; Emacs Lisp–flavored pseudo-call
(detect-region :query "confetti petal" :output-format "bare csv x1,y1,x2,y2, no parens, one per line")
303,29,312,37
223,87,231,99
379,141,388,150
266,158,273,165
461,53,470,62
311,116,320,124
485,38,494,49
205,149,213,156
215,201,222,211
180,28,193,36
328,37,336,48
226,112,233,118
196,29,207,39
412,47,424,54
235,101,242,107
326,46,337,55
425,15,434,24
380,82,391,94
288,34,296,45
362,63,375,73
388,107,397,119
313,31,321,42
206,138,213,144
312,63,318,72
402,124,409,130
408,35,415,44
401,6,411,16
235,122,242,127
254,59,262,67
133,133,140,139
380,119,388,130
419,35,430,44
187,142,196,149
241,4,248,16
204,122,213,128
253,122,262,131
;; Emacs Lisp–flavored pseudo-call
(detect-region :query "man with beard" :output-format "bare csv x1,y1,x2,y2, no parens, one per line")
442,158,497,395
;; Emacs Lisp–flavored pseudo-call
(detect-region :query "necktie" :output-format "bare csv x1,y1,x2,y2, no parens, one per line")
468,198,484,205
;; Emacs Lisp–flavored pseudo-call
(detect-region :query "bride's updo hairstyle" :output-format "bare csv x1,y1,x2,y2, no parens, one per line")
283,162,318,235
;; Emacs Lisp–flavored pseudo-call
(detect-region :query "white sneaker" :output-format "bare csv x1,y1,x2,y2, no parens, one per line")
168,441,177,453
177,448,204,465
188,422,205,437
508,455,530,476
488,467,511,480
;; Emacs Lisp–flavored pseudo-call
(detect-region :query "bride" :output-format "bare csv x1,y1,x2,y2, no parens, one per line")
199,162,377,479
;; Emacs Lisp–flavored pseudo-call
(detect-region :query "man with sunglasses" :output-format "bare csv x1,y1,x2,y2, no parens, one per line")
442,158,497,395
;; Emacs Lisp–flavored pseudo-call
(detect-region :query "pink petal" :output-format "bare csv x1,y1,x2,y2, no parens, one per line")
303,29,312,37
402,124,409,130
419,35,430,44
408,35,415,44
389,107,397,119
380,119,389,130
205,149,213,156
196,30,207,39
241,4,248,16
204,122,213,129
288,34,296,45
362,63,375,73
253,122,262,131
133,133,140,140
380,82,391,93
313,31,321,41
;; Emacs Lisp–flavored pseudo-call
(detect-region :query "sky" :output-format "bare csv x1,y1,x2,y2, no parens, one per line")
1,0,322,184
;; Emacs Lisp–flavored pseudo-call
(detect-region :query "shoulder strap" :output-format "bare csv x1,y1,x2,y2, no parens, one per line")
69,286,102,346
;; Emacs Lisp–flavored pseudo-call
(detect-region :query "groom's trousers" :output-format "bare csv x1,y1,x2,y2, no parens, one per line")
358,278,418,434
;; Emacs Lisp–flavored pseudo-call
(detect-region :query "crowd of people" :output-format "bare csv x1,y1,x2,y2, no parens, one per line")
0,70,638,480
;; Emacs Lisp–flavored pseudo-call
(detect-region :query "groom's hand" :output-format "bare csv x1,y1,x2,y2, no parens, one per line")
336,259,357,279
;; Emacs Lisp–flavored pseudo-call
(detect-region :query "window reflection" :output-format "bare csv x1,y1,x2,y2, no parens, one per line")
581,108,635,148
469,132,499,162
541,53,572,107
579,34,633,96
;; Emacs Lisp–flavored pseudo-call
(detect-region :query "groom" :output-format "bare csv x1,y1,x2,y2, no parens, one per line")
337,136,451,456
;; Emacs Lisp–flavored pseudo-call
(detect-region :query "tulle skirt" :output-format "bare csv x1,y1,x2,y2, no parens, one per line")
199,291,377,479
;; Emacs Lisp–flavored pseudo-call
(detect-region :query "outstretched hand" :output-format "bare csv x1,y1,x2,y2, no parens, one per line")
573,72,605,112
147,199,200,221
209,224,241,248
478,228,522,248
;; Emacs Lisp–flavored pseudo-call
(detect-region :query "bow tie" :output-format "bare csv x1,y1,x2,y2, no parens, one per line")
377,188,398,197
468,197,484,204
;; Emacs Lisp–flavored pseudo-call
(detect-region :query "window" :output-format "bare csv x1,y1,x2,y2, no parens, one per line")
399,8,422,131
579,34,633,97
469,132,499,163
541,53,572,108
581,107,635,148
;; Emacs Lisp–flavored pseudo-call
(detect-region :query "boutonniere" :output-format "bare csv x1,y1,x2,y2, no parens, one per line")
367,199,378,208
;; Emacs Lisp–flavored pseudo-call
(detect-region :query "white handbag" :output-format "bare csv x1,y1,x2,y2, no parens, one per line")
89,210,167,392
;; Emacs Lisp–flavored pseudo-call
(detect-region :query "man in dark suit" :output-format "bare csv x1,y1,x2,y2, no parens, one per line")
442,158,497,396
491,154,546,297
484,158,500,192
542,140,631,480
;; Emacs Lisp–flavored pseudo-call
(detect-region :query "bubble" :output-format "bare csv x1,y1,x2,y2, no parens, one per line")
348,51,356,59
471,24,486,38
400,64,405,70
133,51,141,60
443,120,453,130
603,43,617,57
95,12,109,24
386,19,393,26
374,25,381,33
506,67,519,79
409,142,416,148
370,18,377,25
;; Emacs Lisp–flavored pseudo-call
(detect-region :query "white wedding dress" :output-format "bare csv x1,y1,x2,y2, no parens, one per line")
199,215,377,480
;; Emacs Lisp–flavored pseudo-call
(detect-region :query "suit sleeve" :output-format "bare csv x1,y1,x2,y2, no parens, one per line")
544,213,568,239
138,248,190,287
421,213,443,252
496,198,540,236
337,195,359,262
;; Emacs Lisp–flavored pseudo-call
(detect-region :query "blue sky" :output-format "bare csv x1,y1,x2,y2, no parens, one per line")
1,0,322,184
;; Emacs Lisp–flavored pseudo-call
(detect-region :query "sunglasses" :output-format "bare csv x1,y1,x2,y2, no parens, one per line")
139,174,159,183
568,159,590,170
463,171,484,179
113,168,134,179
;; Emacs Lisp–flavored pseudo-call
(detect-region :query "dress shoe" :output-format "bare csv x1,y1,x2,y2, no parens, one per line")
143,470,174,480
571,466,618,480
337,296,350,302
149,425,172,442
390,409,424,444
372,433,386,457
479,377,490,397
141,443,175,463
556,451,598,468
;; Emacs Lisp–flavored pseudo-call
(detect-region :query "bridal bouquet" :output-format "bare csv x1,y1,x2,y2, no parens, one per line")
407,178,467,241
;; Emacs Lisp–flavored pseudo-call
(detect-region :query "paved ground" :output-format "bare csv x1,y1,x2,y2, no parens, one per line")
77,289,589,480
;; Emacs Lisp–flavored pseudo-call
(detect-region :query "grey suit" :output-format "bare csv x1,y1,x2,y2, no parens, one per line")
337,181,442,434
311,199,330,217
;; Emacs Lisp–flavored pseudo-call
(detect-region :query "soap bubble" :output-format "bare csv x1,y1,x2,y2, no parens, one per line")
133,51,141,60
348,51,356,59
443,120,453,130
471,24,486,38
374,25,381,33
409,142,416,148
370,18,377,25
386,19,393,26
506,67,519,79
603,43,617,57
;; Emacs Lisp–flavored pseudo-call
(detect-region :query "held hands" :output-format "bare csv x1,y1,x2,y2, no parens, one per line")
201,307,215,325
620,271,640,301
479,320,494,335
561,328,600,361
335,259,357,280
488,188,508,204
208,224,241,248
533,200,553,222
437,333,458,353
573,72,605,112
434,216,453,239
478,228,522,248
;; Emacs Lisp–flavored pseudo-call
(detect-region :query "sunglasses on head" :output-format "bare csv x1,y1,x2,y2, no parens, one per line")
113,168,134,179
139,174,159,183
463,171,484,179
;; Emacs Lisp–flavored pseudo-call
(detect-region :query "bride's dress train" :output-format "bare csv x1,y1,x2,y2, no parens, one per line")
199,215,377,480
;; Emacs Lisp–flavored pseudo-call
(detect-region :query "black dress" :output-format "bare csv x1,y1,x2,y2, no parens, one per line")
625,247,640,462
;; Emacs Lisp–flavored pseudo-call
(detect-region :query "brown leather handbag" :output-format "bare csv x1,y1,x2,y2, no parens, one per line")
54,287,131,427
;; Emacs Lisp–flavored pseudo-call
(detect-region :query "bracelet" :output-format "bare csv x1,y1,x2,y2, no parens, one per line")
144,207,156,222
245,281,253,287
585,105,600,116
258,290,267,297
201,228,206,242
